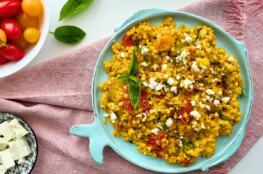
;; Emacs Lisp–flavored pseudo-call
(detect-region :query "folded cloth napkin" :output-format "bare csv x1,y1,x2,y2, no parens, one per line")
0,0,262,173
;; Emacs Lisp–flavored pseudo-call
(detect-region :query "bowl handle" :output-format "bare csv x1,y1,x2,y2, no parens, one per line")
70,116,112,164
114,9,174,33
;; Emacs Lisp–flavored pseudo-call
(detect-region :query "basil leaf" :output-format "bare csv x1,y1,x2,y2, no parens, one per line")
118,74,129,82
128,80,141,109
128,49,138,75
129,75,141,86
59,0,94,21
51,26,86,44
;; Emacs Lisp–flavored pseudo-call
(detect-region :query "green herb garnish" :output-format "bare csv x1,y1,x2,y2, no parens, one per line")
59,0,94,21
118,49,141,109
50,26,86,44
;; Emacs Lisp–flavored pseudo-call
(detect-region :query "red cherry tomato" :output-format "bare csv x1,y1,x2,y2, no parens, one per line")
122,35,135,46
0,55,8,65
0,44,24,60
0,0,21,18
0,19,22,40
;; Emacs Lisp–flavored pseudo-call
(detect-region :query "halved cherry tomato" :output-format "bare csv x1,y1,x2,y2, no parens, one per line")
17,13,39,29
122,35,135,46
0,55,8,65
0,44,24,61
0,19,22,40
146,132,165,151
139,90,152,111
123,98,133,112
0,0,21,18
22,0,43,17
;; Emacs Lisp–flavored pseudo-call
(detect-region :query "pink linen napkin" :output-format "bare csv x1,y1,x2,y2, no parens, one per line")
0,0,262,173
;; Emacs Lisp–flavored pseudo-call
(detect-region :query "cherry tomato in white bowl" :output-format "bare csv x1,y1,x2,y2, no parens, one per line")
0,19,22,40
0,0,21,18
0,0,49,78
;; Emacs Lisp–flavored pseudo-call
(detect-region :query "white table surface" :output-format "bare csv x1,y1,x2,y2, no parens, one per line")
31,0,263,173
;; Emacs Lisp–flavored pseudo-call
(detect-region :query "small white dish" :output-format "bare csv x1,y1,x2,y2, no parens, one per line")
0,0,50,78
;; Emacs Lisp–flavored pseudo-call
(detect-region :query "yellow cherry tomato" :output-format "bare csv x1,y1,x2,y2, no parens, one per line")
17,13,39,29
22,0,43,17
23,27,40,44
0,29,7,47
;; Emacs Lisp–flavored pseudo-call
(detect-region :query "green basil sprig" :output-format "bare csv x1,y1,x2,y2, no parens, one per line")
50,26,86,45
59,0,94,21
118,49,141,109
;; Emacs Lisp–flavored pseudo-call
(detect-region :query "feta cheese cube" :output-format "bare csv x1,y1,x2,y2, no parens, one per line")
191,61,200,72
0,149,15,170
18,157,28,164
0,121,15,141
0,138,8,151
180,79,194,89
8,119,29,138
191,100,196,106
0,165,6,174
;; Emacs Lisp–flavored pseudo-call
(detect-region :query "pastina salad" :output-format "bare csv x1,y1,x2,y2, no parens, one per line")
99,17,242,165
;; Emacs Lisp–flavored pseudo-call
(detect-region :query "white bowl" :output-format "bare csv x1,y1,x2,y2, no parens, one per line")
0,0,50,78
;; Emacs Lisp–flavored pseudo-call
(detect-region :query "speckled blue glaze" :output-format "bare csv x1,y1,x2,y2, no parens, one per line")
70,9,253,173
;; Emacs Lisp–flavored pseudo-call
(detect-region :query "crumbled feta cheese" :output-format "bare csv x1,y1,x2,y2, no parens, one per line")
165,118,174,127
152,64,158,71
0,122,15,141
191,61,200,72
195,42,202,49
140,62,148,67
205,105,211,111
228,56,235,62
199,102,205,108
170,86,177,93
206,95,212,102
191,100,196,106
190,110,201,120
162,64,168,70
151,128,159,135
157,123,163,129
175,50,188,62
183,33,192,43
206,89,215,95
120,51,125,58
167,77,175,85
149,78,158,89
0,149,15,170
143,82,148,87
8,119,28,138
110,112,117,123
222,97,230,103
213,99,220,107
176,75,181,80
180,79,195,89
155,83,164,91
165,55,171,60
141,46,149,55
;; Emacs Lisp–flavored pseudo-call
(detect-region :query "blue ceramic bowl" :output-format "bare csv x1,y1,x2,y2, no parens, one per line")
70,9,253,173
